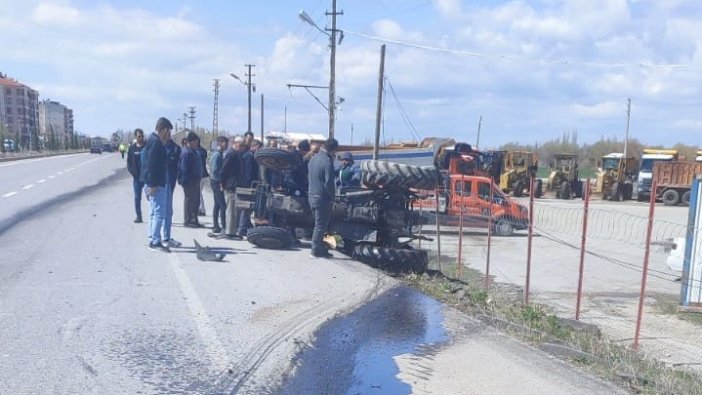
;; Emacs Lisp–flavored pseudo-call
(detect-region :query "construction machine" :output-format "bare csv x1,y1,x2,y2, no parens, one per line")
499,151,541,198
595,153,638,201
546,154,583,199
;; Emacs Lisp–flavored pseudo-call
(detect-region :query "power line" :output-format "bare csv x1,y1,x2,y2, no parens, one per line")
343,29,693,70
386,77,421,141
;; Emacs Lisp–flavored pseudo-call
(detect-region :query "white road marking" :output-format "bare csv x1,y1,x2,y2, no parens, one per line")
48,175,55,179
2,191,18,198
168,254,230,371
37,179,46,183
0,153,86,167
22,184,34,190
57,172,63,175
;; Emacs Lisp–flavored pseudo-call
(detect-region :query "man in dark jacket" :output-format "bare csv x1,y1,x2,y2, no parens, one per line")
307,138,338,258
179,132,204,228
284,139,311,196
209,136,228,234
237,140,259,236
163,136,182,247
220,136,245,239
126,128,145,223
193,135,209,216
140,117,172,252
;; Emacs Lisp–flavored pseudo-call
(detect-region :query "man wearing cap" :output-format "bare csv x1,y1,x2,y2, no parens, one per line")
178,132,204,228
140,117,172,252
337,152,362,192
307,138,339,258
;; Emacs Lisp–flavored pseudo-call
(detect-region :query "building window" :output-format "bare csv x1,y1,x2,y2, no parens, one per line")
16,88,24,95
6,116,13,123
4,88,10,96
5,107,11,114
4,97,11,105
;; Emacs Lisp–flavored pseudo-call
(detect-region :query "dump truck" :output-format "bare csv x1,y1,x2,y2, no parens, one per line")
653,161,702,206
546,154,583,199
595,153,638,201
499,151,541,198
637,148,678,201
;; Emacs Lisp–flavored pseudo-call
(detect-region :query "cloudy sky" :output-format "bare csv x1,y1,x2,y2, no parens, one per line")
1,0,701,148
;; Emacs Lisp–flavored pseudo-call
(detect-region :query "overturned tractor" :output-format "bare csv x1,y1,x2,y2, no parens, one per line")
237,148,436,274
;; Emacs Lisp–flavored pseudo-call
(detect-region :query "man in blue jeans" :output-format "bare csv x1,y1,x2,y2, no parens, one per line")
126,128,145,223
163,134,182,247
209,136,228,234
140,117,172,252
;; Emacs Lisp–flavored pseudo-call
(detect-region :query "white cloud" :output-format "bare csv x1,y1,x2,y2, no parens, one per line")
32,2,81,26
570,101,622,118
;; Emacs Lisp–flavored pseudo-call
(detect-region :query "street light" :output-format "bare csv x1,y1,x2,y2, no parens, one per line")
298,0,342,139
230,66,256,134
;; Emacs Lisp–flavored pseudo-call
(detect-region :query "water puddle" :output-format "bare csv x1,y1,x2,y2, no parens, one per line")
275,285,449,395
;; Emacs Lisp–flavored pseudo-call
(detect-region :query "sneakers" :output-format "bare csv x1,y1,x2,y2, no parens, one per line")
163,239,182,248
224,234,243,240
311,250,333,259
184,222,205,228
149,242,170,253
211,227,223,234
198,211,207,216
134,217,143,223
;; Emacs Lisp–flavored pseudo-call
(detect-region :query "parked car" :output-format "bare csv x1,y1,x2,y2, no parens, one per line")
3,139,16,152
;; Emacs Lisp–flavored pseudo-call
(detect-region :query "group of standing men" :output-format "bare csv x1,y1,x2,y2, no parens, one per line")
125,116,361,258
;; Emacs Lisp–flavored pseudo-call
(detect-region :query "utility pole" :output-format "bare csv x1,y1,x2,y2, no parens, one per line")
188,106,196,132
245,64,255,134
624,98,631,160
327,0,343,140
260,94,264,142
213,79,220,135
476,115,483,149
350,123,354,145
373,44,386,160
182,112,188,131
284,106,287,133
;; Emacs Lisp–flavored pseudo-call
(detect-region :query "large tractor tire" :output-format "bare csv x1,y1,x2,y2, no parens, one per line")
623,184,634,200
609,183,624,202
352,245,428,274
682,191,691,206
246,226,294,250
254,148,300,170
573,181,583,199
534,179,543,198
361,160,440,190
662,189,680,206
560,181,572,200
513,181,524,197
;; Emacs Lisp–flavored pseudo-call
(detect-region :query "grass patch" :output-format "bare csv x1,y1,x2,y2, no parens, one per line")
653,294,702,327
401,259,702,395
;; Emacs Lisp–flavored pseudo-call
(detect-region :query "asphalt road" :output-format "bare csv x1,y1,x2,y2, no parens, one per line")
0,154,625,394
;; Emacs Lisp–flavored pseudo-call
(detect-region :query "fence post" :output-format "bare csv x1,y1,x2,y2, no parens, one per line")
457,174,465,280
435,186,442,272
525,175,535,305
575,179,591,320
486,179,493,291
634,180,657,351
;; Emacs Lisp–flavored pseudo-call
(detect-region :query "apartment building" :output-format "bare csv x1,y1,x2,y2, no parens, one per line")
0,74,40,148
39,99,74,143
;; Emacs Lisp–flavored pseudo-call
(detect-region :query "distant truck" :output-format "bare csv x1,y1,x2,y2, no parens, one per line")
653,161,702,206
637,149,678,201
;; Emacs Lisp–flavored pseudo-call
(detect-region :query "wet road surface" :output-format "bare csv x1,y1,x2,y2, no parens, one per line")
276,286,448,395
